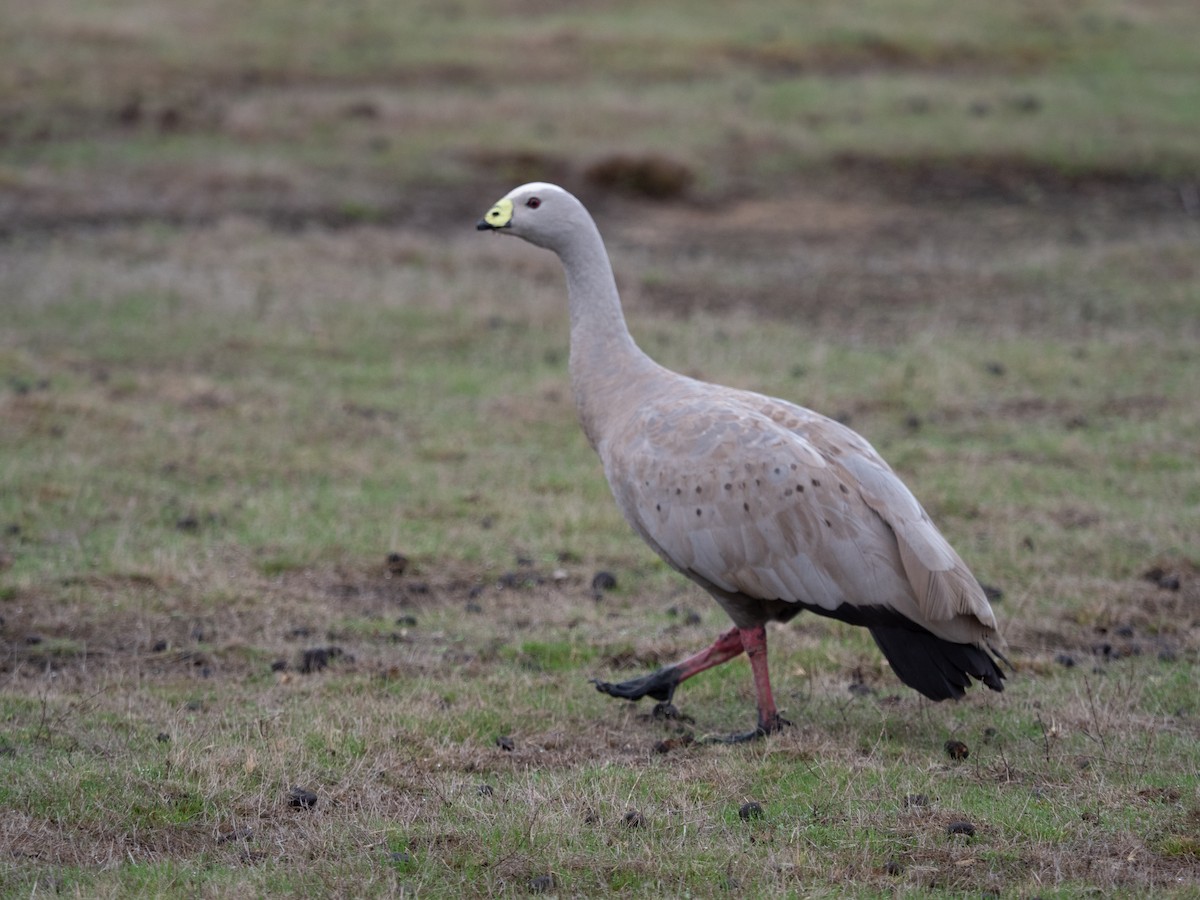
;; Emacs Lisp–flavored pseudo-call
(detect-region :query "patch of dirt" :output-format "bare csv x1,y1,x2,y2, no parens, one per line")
722,36,1053,78
830,153,1192,210
1013,556,1200,666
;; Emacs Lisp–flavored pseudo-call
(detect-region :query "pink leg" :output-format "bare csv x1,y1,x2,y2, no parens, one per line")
739,625,787,735
594,626,746,704
673,626,745,680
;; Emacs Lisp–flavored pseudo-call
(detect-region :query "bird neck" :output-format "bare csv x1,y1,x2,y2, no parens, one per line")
559,221,658,451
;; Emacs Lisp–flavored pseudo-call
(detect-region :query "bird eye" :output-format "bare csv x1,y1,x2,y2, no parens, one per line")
525,197,541,209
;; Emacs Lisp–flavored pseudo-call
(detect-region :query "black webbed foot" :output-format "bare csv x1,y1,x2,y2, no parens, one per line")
703,713,792,745
591,665,681,703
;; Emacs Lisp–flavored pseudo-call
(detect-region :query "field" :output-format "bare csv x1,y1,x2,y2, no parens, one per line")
2,0,1200,895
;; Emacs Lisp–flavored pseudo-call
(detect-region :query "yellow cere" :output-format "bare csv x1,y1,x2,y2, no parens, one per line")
484,198,514,228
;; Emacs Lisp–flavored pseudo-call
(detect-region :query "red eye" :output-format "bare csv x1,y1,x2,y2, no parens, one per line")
525,197,541,209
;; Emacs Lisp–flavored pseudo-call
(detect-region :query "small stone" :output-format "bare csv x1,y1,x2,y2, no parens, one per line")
738,801,764,820
496,735,515,752
288,787,318,810
947,820,976,837
944,739,969,761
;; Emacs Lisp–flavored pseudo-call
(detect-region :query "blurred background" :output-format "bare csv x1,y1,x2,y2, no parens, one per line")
2,3,1200,894
3,0,1198,231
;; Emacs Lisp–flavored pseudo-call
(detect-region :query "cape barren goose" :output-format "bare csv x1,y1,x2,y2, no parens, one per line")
478,183,1008,741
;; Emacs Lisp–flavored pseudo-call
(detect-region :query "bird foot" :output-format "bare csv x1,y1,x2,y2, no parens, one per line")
703,713,792,745
591,666,681,703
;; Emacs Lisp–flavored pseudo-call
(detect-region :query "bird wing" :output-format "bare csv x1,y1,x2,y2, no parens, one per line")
602,384,999,644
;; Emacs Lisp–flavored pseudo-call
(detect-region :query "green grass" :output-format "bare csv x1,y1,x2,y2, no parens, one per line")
3,0,1200,896
2,214,1198,895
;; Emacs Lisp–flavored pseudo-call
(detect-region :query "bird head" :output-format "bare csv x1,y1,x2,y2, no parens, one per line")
476,183,582,252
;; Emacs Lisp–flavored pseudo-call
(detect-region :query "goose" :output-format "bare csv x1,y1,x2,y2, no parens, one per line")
477,183,1008,742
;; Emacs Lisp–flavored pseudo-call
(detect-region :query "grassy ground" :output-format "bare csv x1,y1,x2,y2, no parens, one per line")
3,0,1200,896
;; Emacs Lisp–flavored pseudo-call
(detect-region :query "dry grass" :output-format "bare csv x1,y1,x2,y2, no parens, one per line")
3,0,1200,895
3,205,1199,895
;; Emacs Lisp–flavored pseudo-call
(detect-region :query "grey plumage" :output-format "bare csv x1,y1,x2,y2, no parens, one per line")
478,183,1007,738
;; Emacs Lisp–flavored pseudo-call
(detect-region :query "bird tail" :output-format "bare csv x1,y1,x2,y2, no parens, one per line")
868,625,1005,701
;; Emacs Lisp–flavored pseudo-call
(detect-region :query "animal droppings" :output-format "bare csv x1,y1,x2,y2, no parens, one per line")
288,787,318,810
529,874,555,893
738,801,764,820
944,739,970,760
300,646,344,674
947,820,976,837
591,571,617,592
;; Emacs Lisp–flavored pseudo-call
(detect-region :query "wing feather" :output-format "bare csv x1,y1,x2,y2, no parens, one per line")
605,382,1002,647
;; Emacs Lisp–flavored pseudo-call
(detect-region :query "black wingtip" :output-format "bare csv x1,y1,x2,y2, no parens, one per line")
869,625,1006,701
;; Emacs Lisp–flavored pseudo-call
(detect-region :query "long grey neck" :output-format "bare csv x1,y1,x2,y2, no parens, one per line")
556,217,660,450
